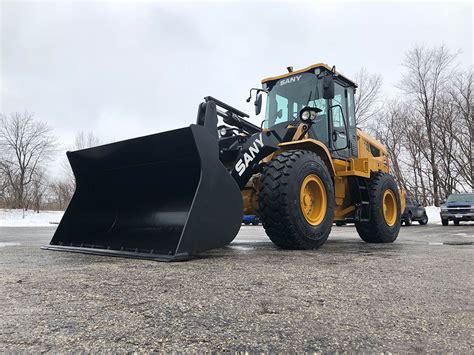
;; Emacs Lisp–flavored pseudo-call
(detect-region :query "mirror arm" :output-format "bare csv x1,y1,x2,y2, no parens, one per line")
246,88,268,103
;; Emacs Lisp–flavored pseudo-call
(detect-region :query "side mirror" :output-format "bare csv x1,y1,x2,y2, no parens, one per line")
323,75,335,99
255,93,262,115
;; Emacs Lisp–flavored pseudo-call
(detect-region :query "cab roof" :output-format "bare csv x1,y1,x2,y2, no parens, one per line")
261,63,358,88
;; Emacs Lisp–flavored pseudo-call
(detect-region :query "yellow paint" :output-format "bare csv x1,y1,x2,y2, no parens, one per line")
240,118,405,222
300,174,327,226
261,63,358,87
279,139,336,176
334,205,355,220
382,189,397,226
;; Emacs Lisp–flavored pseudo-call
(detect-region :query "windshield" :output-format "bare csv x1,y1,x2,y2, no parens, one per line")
447,194,474,203
264,73,327,128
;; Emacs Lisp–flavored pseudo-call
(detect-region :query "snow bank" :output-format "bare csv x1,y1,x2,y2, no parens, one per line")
0,206,445,227
0,209,64,227
425,206,441,224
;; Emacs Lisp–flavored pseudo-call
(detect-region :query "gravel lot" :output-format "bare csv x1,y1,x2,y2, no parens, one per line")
0,224,473,352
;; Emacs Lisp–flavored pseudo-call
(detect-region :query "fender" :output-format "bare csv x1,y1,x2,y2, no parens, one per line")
278,139,336,176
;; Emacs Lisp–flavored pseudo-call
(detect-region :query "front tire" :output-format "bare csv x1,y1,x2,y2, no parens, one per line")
418,212,428,225
259,150,335,250
454,220,460,226
355,172,401,243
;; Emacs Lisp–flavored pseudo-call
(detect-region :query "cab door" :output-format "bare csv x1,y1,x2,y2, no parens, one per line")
330,82,357,159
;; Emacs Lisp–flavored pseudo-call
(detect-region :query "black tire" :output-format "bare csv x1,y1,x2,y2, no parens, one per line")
335,221,345,226
418,212,428,225
259,150,335,250
355,172,401,243
454,220,460,226
251,220,259,226
442,218,449,226
243,221,250,225
405,213,413,226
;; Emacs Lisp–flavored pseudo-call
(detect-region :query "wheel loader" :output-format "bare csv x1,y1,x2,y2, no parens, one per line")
43,63,405,261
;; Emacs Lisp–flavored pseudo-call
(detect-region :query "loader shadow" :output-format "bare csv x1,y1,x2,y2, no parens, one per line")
197,237,405,261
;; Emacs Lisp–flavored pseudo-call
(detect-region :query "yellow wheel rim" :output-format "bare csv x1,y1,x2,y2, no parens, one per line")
299,174,327,226
382,189,397,226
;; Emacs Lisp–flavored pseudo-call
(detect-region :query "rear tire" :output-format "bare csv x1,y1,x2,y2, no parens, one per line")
418,212,428,225
442,218,449,226
355,172,401,243
259,150,335,250
405,213,413,226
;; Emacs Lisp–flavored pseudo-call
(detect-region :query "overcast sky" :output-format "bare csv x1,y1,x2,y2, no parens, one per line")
0,1,472,174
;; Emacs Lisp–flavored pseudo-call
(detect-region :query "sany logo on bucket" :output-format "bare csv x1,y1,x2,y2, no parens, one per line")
279,75,301,86
235,134,264,176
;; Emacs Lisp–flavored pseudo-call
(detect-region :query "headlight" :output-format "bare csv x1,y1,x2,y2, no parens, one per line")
301,110,311,121
219,127,227,137
299,107,322,123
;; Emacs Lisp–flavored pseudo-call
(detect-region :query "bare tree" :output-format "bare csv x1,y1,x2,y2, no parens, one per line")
448,69,473,191
28,169,49,213
0,112,57,210
59,131,102,207
399,45,457,205
48,180,74,210
354,68,383,127
373,101,408,192
73,131,101,150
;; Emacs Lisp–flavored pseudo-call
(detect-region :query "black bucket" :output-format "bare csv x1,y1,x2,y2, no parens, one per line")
42,125,243,261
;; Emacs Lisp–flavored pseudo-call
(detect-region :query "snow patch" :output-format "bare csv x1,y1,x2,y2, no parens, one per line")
424,206,441,224
0,209,64,227
0,242,21,247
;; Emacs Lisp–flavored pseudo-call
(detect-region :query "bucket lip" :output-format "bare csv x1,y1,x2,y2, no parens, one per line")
41,245,191,262
67,126,194,155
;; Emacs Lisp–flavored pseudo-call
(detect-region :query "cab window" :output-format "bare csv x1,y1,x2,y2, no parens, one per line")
346,87,356,127
331,83,347,129
274,94,289,125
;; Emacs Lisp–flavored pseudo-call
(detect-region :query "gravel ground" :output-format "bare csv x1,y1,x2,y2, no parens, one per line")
0,224,473,352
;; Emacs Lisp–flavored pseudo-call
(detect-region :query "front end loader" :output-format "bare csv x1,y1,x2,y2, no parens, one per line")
44,63,405,261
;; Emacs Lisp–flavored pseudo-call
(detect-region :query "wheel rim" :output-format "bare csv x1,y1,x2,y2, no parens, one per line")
382,189,397,226
300,174,327,226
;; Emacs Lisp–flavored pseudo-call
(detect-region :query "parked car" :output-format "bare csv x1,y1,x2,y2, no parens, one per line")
440,193,474,226
242,215,261,225
402,195,428,226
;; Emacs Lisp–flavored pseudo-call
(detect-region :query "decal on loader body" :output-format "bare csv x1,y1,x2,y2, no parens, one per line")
235,134,264,176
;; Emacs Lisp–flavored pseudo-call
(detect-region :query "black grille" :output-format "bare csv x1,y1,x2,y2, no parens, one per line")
447,208,471,214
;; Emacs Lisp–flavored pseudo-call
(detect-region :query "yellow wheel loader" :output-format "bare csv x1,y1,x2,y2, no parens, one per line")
43,63,405,261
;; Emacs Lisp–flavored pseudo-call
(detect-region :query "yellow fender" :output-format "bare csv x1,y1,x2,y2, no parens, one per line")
278,139,336,176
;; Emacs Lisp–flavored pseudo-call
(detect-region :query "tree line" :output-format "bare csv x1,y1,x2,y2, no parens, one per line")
0,44,472,212
370,45,472,205
0,115,100,212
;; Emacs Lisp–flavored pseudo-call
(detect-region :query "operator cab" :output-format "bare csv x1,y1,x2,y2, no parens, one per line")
260,63,358,159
